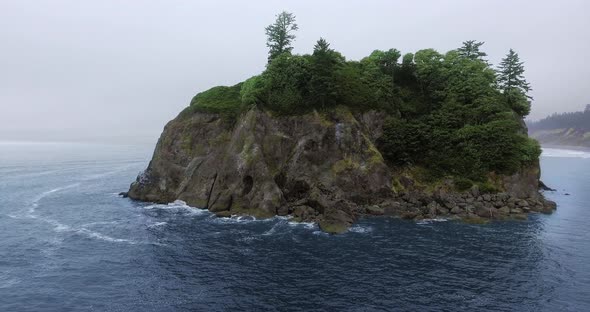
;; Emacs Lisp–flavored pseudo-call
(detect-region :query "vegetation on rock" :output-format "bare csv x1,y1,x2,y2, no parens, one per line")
183,12,540,185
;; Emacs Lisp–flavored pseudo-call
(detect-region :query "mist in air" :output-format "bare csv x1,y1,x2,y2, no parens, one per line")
1,0,588,143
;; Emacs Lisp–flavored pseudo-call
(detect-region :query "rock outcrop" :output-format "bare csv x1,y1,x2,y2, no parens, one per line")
128,107,556,233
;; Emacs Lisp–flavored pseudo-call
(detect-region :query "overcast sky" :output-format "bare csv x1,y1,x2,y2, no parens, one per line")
1,0,588,143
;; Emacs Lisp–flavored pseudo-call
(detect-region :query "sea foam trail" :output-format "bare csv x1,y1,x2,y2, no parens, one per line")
542,148,590,159
29,183,81,215
24,173,142,245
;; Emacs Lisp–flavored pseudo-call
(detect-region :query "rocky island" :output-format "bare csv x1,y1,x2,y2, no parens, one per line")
127,12,556,233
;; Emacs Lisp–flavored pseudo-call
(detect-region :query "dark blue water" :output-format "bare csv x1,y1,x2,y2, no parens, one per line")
1,142,589,311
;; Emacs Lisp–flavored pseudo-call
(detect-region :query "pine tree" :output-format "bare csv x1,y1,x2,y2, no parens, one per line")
497,49,532,116
457,40,487,61
497,49,531,96
265,12,298,62
309,38,342,109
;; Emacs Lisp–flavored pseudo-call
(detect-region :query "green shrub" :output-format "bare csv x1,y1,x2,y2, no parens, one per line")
240,75,265,106
519,137,542,165
454,178,473,191
478,181,500,194
179,83,243,120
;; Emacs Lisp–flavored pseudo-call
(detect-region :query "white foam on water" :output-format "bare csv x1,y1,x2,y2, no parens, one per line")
24,183,141,245
416,218,449,225
262,222,281,236
75,228,138,244
542,147,590,159
143,200,209,216
211,215,259,224
287,221,317,230
147,221,168,228
81,221,120,227
29,183,81,215
28,214,140,245
348,224,373,234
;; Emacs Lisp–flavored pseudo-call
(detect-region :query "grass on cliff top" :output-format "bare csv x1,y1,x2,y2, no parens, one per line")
178,83,245,119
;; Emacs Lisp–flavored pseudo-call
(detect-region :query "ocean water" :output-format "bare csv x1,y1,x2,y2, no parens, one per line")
1,142,589,312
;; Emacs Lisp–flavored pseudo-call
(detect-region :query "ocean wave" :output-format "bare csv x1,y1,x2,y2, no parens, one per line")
81,221,120,227
74,228,138,244
416,218,449,225
143,200,209,216
348,224,373,233
287,221,317,230
0,276,20,289
542,148,590,159
147,221,168,228
210,215,262,224
29,214,140,245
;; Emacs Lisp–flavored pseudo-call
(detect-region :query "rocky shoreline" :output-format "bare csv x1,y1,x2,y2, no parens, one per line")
241,185,557,233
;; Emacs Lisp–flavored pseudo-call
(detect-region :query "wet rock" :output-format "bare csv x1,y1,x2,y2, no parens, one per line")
382,201,402,215
214,211,232,218
319,209,354,234
475,206,498,218
366,205,385,216
545,200,557,210
401,210,419,219
436,205,450,216
292,205,316,221
463,214,488,224
277,206,289,216
450,206,463,214
539,180,556,191
511,213,528,220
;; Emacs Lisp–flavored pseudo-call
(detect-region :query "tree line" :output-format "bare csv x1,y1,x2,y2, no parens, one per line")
528,105,590,131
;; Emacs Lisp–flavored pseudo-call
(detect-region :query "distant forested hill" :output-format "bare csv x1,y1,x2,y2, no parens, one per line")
528,105,590,147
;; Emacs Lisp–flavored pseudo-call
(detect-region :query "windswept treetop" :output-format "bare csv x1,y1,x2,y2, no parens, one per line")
457,40,488,61
265,11,298,62
182,12,540,183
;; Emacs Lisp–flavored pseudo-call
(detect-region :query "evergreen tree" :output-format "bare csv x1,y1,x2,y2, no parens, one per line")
309,38,341,109
497,49,532,116
265,11,298,62
497,49,531,96
457,40,487,61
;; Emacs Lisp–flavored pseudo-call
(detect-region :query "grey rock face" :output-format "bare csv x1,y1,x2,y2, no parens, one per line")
128,107,556,233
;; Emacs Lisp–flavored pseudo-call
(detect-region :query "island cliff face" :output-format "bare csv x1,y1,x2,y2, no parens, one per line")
128,107,556,233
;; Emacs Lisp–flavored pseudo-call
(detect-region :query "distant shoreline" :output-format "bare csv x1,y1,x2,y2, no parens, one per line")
541,144,590,152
